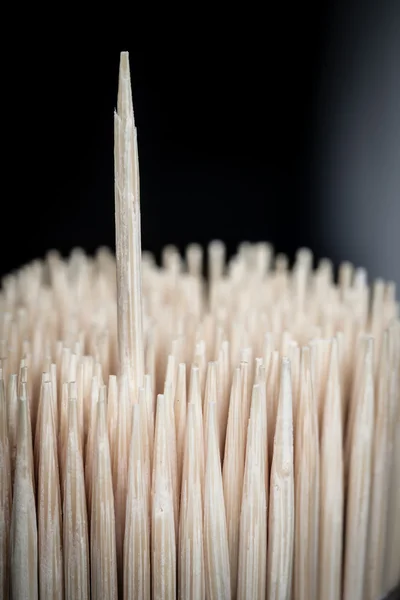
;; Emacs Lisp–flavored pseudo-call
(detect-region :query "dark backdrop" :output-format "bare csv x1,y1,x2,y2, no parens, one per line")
2,0,399,285
2,8,400,596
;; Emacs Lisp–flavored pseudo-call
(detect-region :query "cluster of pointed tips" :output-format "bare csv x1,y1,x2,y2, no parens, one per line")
0,52,399,600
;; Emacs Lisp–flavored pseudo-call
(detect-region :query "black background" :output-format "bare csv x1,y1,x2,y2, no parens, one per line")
2,1,399,283
2,9,399,596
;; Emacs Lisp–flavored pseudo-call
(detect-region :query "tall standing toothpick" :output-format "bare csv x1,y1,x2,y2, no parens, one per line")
114,51,145,402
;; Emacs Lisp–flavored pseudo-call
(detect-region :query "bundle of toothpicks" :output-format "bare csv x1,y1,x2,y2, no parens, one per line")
0,52,399,600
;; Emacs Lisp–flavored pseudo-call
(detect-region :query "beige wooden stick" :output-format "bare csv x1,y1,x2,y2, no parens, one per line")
113,374,131,592
144,373,154,457
204,401,231,600
255,360,269,505
85,375,99,514
50,362,58,427
34,371,50,479
114,51,145,401
267,358,294,600
365,332,391,600
222,367,245,599
188,366,205,492
91,388,118,600
385,375,400,591
203,361,218,452
10,392,38,599
237,384,267,600
387,407,400,587
37,380,63,599
138,386,152,516
318,339,343,600
217,340,230,457
107,374,118,461
164,381,179,544
19,379,35,490
7,373,18,482
384,323,400,593
384,322,400,589
124,403,150,600
174,362,187,496
293,347,319,600
0,376,12,599
63,384,89,600
152,394,176,599
343,337,374,600
179,403,205,599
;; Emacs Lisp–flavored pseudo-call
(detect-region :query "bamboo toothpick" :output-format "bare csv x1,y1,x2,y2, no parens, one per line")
204,401,231,600
343,338,374,600
293,346,319,600
179,402,205,599
267,358,295,600
152,394,176,599
91,387,118,600
223,367,245,599
237,384,267,600
0,375,11,599
37,380,63,599
384,319,400,595
10,391,38,599
114,51,145,403
124,403,150,600
113,373,131,591
365,333,392,600
63,383,89,600
319,339,344,600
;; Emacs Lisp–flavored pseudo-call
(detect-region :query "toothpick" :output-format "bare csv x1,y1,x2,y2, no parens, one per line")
113,374,131,592
0,376,11,599
124,403,150,600
237,384,267,600
91,387,118,600
293,347,319,600
204,401,231,599
6,373,18,482
63,384,89,600
343,338,374,600
152,394,176,599
10,391,38,599
174,362,187,496
223,367,245,599
383,319,400,593
179,403,205,599
318,339,343,600
267,358,295,600
365,333,390,600
114,51,145,403
37,380,63,599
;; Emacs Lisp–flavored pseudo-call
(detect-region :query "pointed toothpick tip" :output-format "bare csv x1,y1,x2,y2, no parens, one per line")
117,51,134,121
